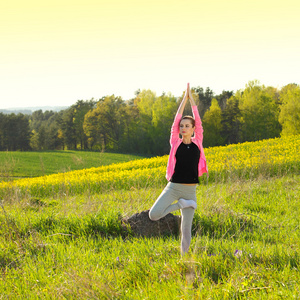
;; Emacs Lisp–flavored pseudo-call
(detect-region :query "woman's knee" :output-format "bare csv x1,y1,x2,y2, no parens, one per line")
148,209,161,221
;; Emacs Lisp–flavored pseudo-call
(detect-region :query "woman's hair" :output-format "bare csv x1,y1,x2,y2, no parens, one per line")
181,115,195,127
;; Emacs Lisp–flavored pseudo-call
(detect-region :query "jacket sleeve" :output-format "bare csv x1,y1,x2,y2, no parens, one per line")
170,112,182,145
192,105,203,141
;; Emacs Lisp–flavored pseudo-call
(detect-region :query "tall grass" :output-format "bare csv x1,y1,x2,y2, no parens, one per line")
1,175,299,298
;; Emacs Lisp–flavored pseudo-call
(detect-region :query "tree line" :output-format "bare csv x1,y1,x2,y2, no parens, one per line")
0,81,299,155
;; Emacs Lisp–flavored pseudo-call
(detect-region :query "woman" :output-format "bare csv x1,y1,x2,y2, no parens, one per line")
149,83,208,255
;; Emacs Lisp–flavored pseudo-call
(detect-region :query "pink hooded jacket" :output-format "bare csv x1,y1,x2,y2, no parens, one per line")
166,105,208,181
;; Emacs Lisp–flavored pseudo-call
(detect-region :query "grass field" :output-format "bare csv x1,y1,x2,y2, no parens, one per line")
0,151,144,180
0,136,300,299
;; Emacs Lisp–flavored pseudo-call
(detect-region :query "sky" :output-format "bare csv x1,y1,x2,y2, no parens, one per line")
1,0,300,109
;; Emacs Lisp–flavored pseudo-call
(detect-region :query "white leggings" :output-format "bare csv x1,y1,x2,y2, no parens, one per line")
149,182,197,255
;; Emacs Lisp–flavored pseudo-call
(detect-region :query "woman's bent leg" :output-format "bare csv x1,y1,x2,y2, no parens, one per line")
149,183,180,221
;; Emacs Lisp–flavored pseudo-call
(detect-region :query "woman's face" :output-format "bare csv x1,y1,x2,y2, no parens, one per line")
179,119,194,138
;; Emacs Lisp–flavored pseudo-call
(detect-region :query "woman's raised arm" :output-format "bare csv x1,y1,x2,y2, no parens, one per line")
188,84,203,140
177,84,189,115
169,84,189,144
188,84,196,106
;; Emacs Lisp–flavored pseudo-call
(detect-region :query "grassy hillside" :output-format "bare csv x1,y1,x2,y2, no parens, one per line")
1,134,299,197
0,135,300,299
0,150,144,180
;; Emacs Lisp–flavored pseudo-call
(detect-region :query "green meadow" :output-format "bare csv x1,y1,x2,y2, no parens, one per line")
0,151,144,180
0,140,299,299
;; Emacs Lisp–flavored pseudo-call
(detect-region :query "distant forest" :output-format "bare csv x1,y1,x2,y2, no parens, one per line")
0,80,299,155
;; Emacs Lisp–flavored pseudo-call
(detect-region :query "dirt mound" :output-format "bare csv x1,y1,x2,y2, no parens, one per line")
122,210,180,237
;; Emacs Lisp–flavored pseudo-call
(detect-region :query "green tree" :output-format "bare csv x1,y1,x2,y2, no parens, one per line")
83,108,101,150
279,84,300,136
221,96,242,144
30,129,39,150
119,99,143,154
72,100,96,150
60,100,96,150
0,113,31,151
238,80,281,142
30,110,64,150
202,98,224,147
83,96,127,151
133,90,157,154
18,114,31,150
194,86,214,118
151,93,177,154
0,113,4,150
37,124,47,150
61,108,78,149
118,90,179,155
215,90,234,111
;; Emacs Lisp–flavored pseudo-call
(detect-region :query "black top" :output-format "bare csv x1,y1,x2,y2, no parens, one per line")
171,142,200,184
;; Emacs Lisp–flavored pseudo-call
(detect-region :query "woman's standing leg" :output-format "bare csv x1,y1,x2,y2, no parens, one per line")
178,184,197,255
180,207,195,255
